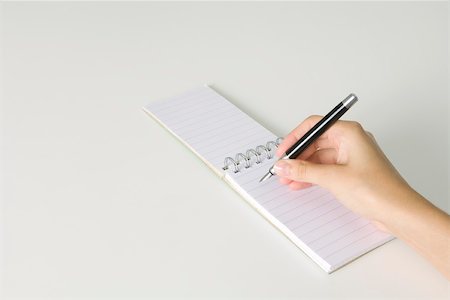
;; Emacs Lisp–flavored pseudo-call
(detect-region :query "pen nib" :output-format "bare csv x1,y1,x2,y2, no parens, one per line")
259,171,273,183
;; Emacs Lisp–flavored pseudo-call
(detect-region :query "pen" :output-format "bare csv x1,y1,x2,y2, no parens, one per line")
259,93,358,183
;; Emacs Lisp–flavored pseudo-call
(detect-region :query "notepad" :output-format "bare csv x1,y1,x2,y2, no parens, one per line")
143,85,393,273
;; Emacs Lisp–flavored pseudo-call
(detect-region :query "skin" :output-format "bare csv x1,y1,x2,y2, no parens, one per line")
273,115,450,280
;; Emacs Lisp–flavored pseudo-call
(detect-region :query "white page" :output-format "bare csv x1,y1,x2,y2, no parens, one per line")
224,158,392,272
144,85,393,272
144,86,277,174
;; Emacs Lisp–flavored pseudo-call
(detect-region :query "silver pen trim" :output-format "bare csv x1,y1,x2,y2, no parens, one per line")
259,155,288,182
342,93,358,109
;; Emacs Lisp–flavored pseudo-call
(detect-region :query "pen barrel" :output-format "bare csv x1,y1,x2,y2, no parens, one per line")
285,102,348,159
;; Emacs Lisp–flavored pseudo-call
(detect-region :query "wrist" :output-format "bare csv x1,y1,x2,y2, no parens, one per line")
365,182,418,233
373,184,435,236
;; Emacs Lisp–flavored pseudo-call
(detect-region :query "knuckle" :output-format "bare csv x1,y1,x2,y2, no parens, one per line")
365,130,375,140
306,115,322,122
293,161,307,179
347,121,364,135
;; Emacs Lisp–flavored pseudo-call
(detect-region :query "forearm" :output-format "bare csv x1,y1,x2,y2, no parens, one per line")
380,188,450,279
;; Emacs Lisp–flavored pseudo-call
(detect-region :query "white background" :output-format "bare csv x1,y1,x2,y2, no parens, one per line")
1,2,449,299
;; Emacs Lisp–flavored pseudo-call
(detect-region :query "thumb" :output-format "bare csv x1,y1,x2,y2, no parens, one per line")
273,159,339,186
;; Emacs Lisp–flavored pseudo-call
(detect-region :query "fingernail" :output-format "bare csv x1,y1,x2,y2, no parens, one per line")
274,160,291,177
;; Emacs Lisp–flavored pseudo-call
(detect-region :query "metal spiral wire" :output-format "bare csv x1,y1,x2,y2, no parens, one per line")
222,137,283,173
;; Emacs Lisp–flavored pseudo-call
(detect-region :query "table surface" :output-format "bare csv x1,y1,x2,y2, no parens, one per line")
1,2,449,299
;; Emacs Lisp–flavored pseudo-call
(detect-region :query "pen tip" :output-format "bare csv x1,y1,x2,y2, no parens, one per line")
259,172,273,183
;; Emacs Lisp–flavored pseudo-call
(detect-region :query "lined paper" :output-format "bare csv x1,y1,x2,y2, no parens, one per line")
144,86,276,171
144,85,393,272
225,158,392,271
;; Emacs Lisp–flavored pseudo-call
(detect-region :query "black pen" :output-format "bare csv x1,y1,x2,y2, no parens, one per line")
259,93,358,183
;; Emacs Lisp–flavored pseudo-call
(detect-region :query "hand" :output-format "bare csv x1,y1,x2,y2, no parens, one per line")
274,116,450,279
274,115,410,226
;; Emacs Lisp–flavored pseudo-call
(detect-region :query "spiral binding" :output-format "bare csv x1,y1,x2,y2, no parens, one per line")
222,137,283,173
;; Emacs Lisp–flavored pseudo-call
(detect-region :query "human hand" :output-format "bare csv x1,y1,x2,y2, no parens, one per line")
274,115,413,228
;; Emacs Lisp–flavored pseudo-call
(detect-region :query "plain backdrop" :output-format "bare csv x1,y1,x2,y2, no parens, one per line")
1,1,449,299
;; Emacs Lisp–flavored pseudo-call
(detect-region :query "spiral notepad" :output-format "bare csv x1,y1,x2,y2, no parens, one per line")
143,85,393,273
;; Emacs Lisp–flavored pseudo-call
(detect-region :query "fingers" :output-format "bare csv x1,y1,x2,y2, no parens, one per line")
308,148,339,165
288,181,313,190
274,117,366,190
278,148,340,189
276,115,340,158
280,175,312,190
274,158,341,187
276,115,323,157
279,177,292,185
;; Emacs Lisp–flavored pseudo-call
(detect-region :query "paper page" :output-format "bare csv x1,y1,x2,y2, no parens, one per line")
144,86,277,173
224,158,393,272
